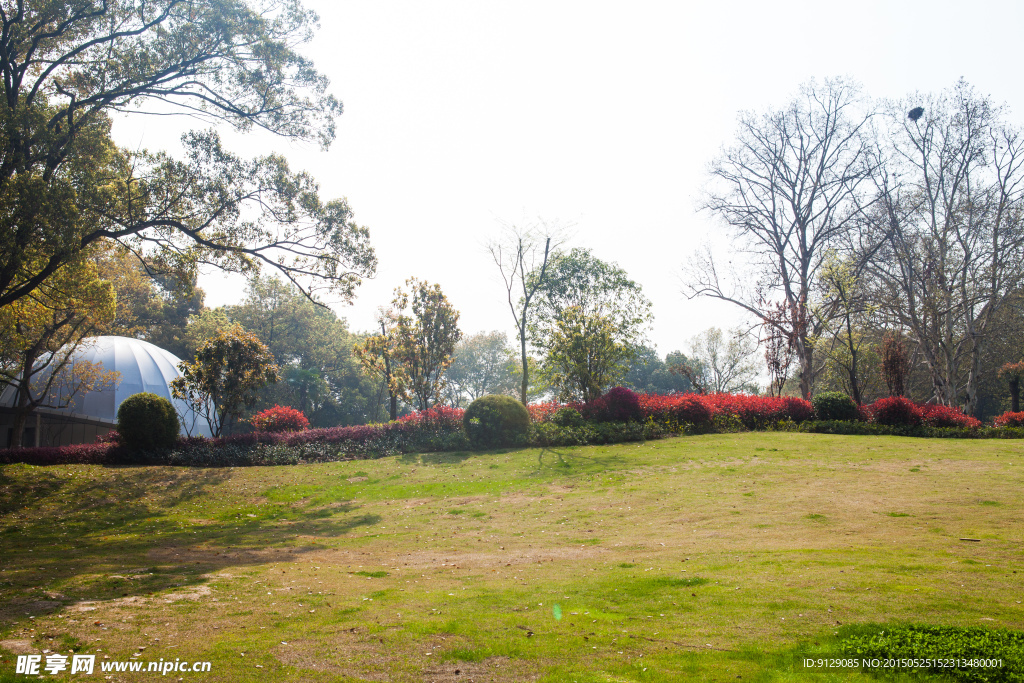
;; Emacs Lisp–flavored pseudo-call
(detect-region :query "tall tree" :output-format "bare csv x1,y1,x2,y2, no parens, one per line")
171,324,279,437
530,248,653,359
489,223,561,406
543,306,630,403
353,308,404,422
684,78,875,400
865,81,1024,414
391,279,462,411
0,0,376,310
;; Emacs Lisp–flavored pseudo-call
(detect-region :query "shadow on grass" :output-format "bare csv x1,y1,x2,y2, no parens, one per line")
0,465,382,630
532,446,630,477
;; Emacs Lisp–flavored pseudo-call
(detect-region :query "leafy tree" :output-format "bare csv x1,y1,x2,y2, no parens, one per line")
621,346,695,395
354,309,405,421
0,0,376,310
170,324,279,437
391,279,462,411
543,306,630,403
489,222,561,405
530,248,653,358
0,257,118,447
444,331,519,407
228,276,379,425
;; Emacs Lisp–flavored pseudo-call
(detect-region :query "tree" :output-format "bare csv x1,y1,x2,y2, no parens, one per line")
621,346,695,395
170,324,279,437
864,81,1024,414
814,255,873,404
391,279,462,411
0,257,118,447
0,0,376,310
687,327,760,394
530,248,653,358
489,222,561,406
354,309,404,422
684,78,875,400
444,331,519,407
229,276,379,426
543,306,630,403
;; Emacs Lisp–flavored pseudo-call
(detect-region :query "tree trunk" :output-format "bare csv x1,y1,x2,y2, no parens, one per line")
519,322,529,406
1010,379,1020,413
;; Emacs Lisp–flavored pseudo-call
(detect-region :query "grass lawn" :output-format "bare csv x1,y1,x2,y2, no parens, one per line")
0,432,1022,682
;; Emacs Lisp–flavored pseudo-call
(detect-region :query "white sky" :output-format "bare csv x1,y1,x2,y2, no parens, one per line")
111,0,1024,355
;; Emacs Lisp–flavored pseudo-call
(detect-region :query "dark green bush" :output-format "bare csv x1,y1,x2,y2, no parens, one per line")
117,392,180,452
463,395,531,448
812,391,860,421
551,407,585,428
840,624,1024,682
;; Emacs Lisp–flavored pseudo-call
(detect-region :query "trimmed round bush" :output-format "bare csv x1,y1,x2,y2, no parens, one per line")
551,407,586,428
870,396,922,427
463,395,531,448
117,392,180,451
812,391,860,421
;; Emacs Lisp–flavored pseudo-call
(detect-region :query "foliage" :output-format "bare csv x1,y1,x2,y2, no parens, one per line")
588,386,642,422
637,393,714,431
443,331,519,407
527,402,562,423
994,411,1024,428
621,347,694,394
229,277,381,426
463,395,531,448
171,325,280,437
0,256,119,446
529,248,653,357
551,407,586,428
530,418,663,447
0,0,376,310
812,391,860,422
839,624,1024,682
543,305,631,402
381,278,463,411
919,404,982,429
249,405,310,433
869,396,923,427
116,393,180,452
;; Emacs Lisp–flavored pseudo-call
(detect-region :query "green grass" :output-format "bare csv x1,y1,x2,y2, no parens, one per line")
0,432,1022,682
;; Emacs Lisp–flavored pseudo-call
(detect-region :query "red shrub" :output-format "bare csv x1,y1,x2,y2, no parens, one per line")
249,405,310,433
0,442,118,466
702,393,813,429
527,402,561,423
919,404,982,429
397,405,464,430
590,387,642,422
994,411,1024,428
869,396,923,426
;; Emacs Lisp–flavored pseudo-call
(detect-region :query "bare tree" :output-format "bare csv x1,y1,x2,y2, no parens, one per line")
865,81,1024,414
686,327,760,394
488,222,563,406
683,79,876,400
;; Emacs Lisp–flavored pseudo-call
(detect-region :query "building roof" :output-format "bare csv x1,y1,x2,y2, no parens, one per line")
0,336,212,437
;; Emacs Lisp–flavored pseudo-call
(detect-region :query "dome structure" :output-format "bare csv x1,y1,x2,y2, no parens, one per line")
0,336,212,445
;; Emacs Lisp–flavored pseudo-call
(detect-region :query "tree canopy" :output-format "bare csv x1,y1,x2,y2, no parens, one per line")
0,0,376,310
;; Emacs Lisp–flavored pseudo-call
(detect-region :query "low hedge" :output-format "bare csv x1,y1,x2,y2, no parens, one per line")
839,624,1024,682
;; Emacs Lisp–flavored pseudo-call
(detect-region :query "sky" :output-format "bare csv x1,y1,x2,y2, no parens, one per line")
111,0,1024,357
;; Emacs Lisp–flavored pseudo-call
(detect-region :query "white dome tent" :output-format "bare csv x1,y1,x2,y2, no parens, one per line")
0,336,213,448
